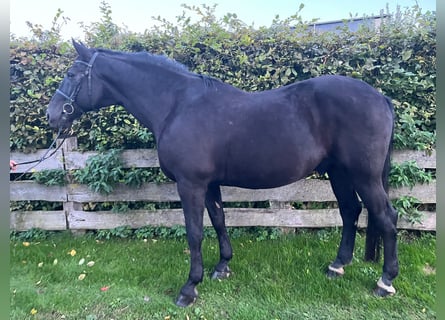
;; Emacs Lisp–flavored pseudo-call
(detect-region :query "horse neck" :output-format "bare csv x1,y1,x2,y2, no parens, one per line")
97,53,190,139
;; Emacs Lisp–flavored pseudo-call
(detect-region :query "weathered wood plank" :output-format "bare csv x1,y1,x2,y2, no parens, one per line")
10,210,67,231
68,209,185,230
66,180,436,204
10,181,67,201
10,149,434,175
62,149,435,170
392,149,436,169
67,182,180,202
63,149,159,170
66,208,435,231
10,177,435,207
10,150,64,173
389,183,436,203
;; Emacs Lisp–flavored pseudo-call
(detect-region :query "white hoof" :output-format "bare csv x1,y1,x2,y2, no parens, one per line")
377,277,396,295
328,265,345,276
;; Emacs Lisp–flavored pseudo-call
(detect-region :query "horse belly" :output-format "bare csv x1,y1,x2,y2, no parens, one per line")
222,145,323,189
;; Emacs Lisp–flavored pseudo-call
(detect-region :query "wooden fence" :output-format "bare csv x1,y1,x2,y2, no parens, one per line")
10,137,436,231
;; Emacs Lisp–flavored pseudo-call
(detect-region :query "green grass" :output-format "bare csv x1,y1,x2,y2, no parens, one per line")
10,229,436,320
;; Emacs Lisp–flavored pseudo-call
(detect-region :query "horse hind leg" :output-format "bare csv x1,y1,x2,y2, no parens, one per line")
205,183,233,280
326,166,362,278
354,179,399,297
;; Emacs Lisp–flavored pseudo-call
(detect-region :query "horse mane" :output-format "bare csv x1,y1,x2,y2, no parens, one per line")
97,48,220,88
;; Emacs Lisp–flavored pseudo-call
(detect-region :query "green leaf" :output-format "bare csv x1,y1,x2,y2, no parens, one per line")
402,49,413,61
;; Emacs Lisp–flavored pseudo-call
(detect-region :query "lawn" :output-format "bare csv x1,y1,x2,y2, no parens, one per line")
10,229,436,320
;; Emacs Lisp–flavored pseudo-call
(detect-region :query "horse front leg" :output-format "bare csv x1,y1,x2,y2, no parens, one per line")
175,181,206,307
205,184,233,280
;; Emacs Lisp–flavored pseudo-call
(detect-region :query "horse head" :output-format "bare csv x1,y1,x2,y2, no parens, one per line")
46,40,101,129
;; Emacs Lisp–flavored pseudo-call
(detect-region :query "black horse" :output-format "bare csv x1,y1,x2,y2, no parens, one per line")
47,40,398,307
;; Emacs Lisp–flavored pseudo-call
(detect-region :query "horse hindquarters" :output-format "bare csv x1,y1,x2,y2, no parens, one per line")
360,97,398,295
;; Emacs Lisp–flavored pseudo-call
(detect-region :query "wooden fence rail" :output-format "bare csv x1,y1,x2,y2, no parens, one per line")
10,137,436,232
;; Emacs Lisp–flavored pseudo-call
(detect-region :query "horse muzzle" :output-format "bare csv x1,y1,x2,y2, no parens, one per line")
46,110,73,130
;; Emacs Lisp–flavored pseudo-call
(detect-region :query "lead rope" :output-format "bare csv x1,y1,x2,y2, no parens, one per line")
12,128,68,181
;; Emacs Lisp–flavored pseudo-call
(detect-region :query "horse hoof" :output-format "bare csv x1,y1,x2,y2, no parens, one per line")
211,266,232,280
175,293,197,308
374,277,396,297
326,265,344,278
374,286,395,297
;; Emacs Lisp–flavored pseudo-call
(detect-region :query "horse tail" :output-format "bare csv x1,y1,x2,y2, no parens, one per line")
364,96,394,262
382,96,394,194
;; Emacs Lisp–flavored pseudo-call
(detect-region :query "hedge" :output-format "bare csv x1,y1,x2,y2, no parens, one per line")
10,2,436,152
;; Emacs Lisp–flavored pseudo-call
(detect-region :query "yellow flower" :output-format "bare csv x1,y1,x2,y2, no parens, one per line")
23,242,30,247
68,249,77,256
30,308,37,315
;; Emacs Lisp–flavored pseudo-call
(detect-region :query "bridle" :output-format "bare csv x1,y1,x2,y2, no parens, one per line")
55,51,99,116
11,52,100,178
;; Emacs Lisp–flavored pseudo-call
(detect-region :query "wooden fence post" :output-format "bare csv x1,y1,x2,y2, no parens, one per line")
59,136,85,235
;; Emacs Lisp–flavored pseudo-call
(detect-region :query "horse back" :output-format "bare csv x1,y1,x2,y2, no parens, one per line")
157,75,393,188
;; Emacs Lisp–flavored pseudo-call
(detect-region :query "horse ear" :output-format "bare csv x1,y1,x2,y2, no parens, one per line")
72,39,92,60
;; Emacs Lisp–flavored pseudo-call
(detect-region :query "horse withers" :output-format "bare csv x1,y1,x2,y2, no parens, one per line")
47,40,398,307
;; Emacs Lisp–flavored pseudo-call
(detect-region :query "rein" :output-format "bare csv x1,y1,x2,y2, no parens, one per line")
12,128,68,181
